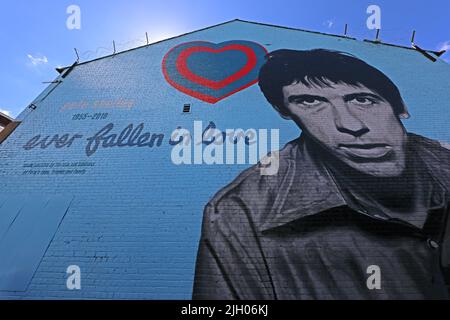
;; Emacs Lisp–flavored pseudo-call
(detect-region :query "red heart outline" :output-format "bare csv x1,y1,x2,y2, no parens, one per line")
162,41,267,104
176,44,257,90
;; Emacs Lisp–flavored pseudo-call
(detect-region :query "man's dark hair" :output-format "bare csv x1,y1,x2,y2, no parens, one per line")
258,49,407,118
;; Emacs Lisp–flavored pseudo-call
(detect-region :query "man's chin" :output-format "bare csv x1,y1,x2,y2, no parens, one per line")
343,160,406,177
312,141,406,177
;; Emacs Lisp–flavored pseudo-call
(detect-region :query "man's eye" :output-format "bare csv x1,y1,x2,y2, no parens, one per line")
294,98,323,106
349,97,376,106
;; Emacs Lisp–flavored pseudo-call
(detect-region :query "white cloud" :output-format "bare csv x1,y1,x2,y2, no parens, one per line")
437,41,450,63
0,109,12,117
27,54,48,66
437,41,450,52
324,20,334,28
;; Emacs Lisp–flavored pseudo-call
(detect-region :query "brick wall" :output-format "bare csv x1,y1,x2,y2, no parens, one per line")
0,20,449,299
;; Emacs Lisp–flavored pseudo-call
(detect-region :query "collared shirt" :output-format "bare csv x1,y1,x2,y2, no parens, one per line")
192,133,450,300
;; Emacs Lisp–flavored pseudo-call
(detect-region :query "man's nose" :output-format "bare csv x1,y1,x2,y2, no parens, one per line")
333,104,369,137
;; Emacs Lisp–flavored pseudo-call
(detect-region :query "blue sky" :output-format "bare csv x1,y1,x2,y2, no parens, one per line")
0,0,449,118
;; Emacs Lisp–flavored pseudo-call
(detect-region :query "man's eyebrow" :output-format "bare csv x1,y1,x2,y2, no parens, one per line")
287,94,329,103
343,92,384,101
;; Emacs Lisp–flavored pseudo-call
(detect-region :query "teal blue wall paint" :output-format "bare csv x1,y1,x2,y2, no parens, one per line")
0,20,449,299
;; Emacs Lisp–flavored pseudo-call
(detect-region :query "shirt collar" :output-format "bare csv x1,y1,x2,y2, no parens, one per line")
259,134,449,232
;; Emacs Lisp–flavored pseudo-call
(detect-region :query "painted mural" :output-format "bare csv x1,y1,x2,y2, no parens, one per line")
192,48,450,299
0,20,450,300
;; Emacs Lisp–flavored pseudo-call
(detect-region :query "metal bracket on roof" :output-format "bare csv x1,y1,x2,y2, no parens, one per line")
56,49,79,75
412,44,439,62
61,61,78,78
411,30,416,46
42,80,63,84
374,29,381,43
410,31,446,62
74,48,80,63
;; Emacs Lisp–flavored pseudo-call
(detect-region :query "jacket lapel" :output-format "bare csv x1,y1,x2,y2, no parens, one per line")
259,133,450,233
259,136,347,232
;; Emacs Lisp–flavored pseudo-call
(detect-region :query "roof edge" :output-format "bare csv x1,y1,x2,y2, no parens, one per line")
57,19,242,71
56,18,445,72
0,112,14,127
237,19,444,55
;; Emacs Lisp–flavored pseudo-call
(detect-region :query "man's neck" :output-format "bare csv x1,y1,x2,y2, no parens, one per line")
305,137,432,224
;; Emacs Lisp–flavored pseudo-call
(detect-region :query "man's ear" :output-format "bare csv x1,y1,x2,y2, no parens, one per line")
399,112,410,119
399,103,410,119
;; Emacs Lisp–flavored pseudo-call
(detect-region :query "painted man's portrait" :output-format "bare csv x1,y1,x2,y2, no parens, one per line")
193,49,450,300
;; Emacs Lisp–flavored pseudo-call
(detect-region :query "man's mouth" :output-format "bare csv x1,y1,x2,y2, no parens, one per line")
338,143,393,159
